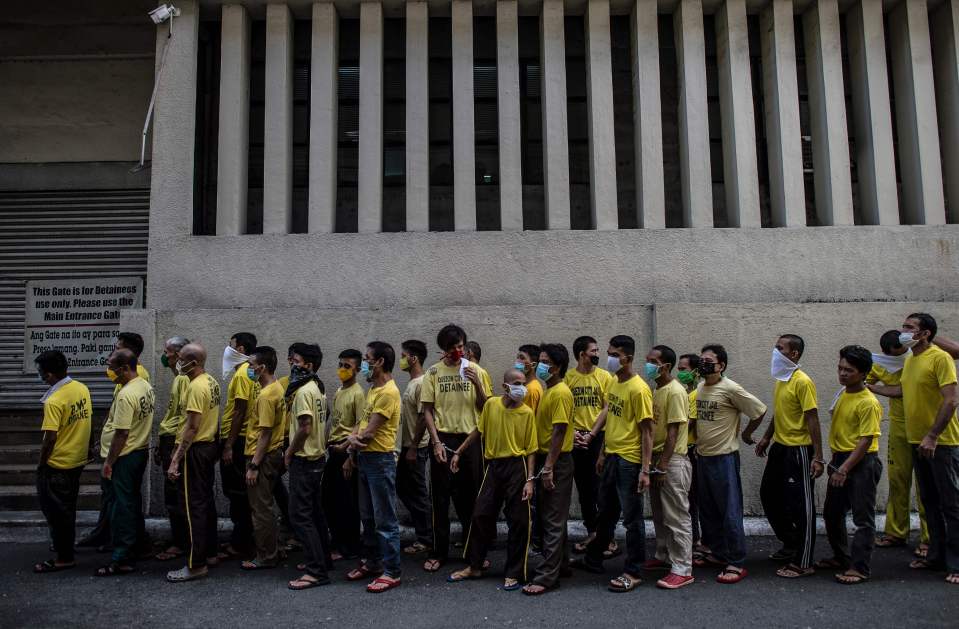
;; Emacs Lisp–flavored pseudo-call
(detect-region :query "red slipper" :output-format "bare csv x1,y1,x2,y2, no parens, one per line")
367,576,401,593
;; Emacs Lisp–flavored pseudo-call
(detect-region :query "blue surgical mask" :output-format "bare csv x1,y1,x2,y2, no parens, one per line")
360,360,371,377
644,362,660,380
514,361,526,372
246,366,256,380
535,362,552,381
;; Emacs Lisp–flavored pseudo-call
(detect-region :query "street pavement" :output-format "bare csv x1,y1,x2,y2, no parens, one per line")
1,536,956,628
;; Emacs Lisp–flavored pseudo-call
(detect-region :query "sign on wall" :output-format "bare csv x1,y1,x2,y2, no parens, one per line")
22,277,144,372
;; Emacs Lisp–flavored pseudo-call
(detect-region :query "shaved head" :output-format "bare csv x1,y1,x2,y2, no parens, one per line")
179,342,207,365
109,348,136,370
504,367,524,383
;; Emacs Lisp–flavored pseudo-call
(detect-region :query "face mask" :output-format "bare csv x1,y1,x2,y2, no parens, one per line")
770,348,799,382
176,359,197,376
160,354,170,368
589,355,599,366
899,331,920,349
514,361,526,372
698,362,719,375
222,345,250,380
677,370,696,386
360,360,372,380
337,367,353,382
506,383,527,401
606,355,621,373
535,362,552,381
246,366,257,381
644,362,660,380
871,351,909,374
106,368,119,383
399,356,410,371
290,364,311,383
447,348,464,362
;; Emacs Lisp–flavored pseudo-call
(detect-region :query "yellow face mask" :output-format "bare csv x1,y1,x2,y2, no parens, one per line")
106,368,119,383
399,356,410,371
337,367,353,382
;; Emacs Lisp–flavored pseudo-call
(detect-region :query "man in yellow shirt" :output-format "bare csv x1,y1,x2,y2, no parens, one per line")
448,368,537,590
397,340,433,556
284,343,333,590
344,341,403,593
645,345,695,589
567,335,613,553
692,344,767,584
677,353,703,552
33,350,92,573
756,334,824,578
155,336,191,562
165,343,221,583
517,344,544,413
868,329,928,556
220,332,257,557
821,345,884,584
571,335,653,593
240,346,286,570
323,348,365,560
523,344,575,595
421,324,492,572
95,349,155,576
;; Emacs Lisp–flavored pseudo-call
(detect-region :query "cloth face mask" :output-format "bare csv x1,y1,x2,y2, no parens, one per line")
770,348,799,382
222,345,250,380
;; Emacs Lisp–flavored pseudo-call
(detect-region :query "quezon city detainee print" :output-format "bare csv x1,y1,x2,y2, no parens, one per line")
1,0,958,627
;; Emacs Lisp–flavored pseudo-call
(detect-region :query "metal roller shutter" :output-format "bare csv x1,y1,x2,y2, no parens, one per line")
0,189,149,410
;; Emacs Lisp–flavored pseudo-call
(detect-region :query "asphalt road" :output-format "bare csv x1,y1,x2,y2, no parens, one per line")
2,536,957,628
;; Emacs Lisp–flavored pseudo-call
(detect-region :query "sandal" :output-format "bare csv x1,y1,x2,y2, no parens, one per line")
240,559,277,570
603,542,621,560
166,566,208,582
693,554,724,568
448,568,484,582
946,573,959,585
33,559,75,574
94,562,135,577
607,573,642,593
814,557,846,570
501,578,522,591
423,559,443,572
874,534,906,548
768,547,796,561
522,582,558,596
716,566,747,584
347,563,383,581
367,575,401,593
403,542,430,555
910,558,936,570
914,544,930,559
776,563,815,579
835,569,869,584
289,574,330,590
155,547,184,561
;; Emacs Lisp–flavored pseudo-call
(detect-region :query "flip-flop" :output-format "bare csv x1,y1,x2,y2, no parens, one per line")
403,542,430,555
946,573,959,585
289,575,330,590
874,535,906,548
835,570,869,584
603,543,621,560
522,582,558,596
347,564,383,581
94,562,135,577
240,559,277,570
423,559,444,572
33,559,75,574
501,579,522,591
914,544,930,559
447,569,483,582
716,566,747,584
776,563,815,579
693,554,725,568
367,576,401,593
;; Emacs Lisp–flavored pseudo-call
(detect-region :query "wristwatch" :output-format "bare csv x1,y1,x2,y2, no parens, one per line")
247,461,259,471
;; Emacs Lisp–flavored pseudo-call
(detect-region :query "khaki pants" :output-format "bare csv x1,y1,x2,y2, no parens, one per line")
650,454,693,576
246,449,282,564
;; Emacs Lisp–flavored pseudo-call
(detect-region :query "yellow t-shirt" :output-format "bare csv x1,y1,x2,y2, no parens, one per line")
359,380,402,453
478,396,537,459
222,362,255,439
100,377,154,458
524,378,544,414
477,365,494,403
535,382,574,454
565,368,614,431
902,346,959,445
288,380,326,459
772,369,817,446
278,375,290,390
420,361,493,434
829,388,882,453
330,382,366,443
113,363,150,398
42,379,92,470
652,379,690,454
245,380,286,456
866,364,904,423
400,375,428,450
158,375,190,437
687,390,698,445
181,373,221,443
695,377,768,456
604,375,654,464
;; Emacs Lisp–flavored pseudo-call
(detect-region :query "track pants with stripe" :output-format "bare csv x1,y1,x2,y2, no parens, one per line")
182,442,219,570
463,456,531,580
760,442,816,569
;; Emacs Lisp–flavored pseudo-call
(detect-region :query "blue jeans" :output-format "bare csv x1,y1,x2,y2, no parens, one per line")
696,451,747,566
585,454,646,575
358,451,401,577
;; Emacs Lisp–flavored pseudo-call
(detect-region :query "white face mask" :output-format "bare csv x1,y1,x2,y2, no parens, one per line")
506,383,527,401
871,350,910,374
770,347,799,382
222,345,250,380
606,355,622,374
899,332,920,349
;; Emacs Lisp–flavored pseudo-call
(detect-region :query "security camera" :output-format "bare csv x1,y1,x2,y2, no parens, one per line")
149,4,180,24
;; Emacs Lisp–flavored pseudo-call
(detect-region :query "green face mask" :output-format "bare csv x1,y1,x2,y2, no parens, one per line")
160,354,170,368
677,370,696,386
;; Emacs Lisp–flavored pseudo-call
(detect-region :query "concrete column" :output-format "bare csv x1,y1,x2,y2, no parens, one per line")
263,4,294,234
760,0,806,226
674,0,712,227
497,0,523,231
406,2,429,232
308,2,338,233
358,2,384,233
215,5,250,235
540,0,571,230
932,0,959,223
631,0,664,229
452,0,476,231
803,0,853,226
585,0,618,230
149,0,198,239
846,0,899,225
716,0,760,227
889,0,946,225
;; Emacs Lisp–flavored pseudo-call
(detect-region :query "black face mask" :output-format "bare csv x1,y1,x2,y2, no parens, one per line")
589,355,599,366
698,362,719,375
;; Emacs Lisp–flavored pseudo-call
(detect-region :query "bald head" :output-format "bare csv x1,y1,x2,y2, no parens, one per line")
503,367,524,385
177,342,207,378
108,348,138,385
